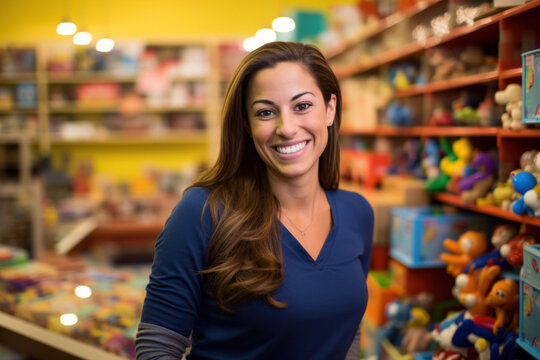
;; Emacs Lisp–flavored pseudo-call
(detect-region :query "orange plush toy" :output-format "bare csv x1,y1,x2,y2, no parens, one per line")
440,231,488,277
454,265,501,316
485,279,519,334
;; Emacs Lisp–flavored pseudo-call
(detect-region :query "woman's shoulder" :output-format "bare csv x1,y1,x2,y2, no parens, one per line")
172,186,211,216
328,188,372,210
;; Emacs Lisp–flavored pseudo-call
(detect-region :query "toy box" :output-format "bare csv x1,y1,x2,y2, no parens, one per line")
389,259,454,301
390,206,491,268
522,49,540,124
517,244,540,358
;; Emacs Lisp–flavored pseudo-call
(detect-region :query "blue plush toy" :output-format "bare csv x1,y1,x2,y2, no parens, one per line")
511,171,537,216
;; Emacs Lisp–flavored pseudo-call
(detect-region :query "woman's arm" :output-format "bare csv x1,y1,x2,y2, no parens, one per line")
136,322,191,359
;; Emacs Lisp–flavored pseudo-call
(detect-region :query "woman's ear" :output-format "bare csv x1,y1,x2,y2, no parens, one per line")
326,94,337,127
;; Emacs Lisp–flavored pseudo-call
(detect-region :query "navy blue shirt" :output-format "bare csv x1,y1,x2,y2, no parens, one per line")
141,186,373,360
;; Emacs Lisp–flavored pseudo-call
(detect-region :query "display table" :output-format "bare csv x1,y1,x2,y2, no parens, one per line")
0,260,149,360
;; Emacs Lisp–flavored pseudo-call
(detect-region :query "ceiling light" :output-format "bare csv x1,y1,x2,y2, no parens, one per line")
243,37,260,52
73,31,92,45
96,38,115,52
56,19,77,35
272,17,295,33
255,28,276,45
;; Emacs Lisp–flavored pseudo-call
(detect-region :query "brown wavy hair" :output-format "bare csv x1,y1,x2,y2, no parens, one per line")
189,41,342,312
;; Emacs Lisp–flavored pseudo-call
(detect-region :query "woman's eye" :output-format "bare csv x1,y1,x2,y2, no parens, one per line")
296,102,311,111
256,109,274,118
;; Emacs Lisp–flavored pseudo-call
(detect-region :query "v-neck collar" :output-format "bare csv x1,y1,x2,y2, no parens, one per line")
280,189,337,266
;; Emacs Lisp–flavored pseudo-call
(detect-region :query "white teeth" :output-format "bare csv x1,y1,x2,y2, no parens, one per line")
276,141,306,154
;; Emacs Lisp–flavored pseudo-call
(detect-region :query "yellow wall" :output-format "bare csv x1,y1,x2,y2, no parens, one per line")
0,0,355,41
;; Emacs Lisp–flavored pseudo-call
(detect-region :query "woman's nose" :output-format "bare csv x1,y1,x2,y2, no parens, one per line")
276,111,297,137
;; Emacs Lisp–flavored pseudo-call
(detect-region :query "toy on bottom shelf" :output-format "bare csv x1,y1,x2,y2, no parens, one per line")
453,265,501,317
499,231,538,268
485,279,519,335
494,83,524,130
440,231,489,277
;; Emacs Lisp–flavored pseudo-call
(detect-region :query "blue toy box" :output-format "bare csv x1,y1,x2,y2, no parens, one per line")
522,49,540,124
518,244,540,358
390,206,491,268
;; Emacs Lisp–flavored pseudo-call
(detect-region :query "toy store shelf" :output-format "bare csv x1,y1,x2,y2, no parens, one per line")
48,105,207,114
0,73,36,84
330,1,540,78
340,126,500,137
0,133,33,142
432,192,540,227
0,311,127,360
47,72,209,84
324,0,444,59
0,108,37,114
0,183,22,197
499,67,522,80
47,72,138,83
50,131,208,145
497,128,540,138
394,70,499,97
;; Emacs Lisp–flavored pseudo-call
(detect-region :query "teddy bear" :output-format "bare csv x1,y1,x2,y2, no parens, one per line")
494,83,524,130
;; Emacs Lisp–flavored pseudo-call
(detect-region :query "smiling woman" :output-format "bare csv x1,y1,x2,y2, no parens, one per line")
136,42,374,360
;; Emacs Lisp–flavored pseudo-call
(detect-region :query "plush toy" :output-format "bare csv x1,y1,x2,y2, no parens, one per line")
400,306,433,354
386,101,414,126
511,170,537,216
454,265,501,316
500,232,538,268
457,152,497,204
523,151,540,216
441,230,489,277
463,223,519,273
485,279,519,334
494,83,524,130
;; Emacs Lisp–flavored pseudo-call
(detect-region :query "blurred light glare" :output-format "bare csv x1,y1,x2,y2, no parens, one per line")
96,38,115,52
74,285,92,298
255,28,276,44
60,313,78,326
56,20,77,35
73,31,92,45
243,37,260,52
272,17,295,32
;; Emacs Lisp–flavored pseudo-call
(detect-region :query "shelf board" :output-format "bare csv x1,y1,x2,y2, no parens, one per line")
500,67,522,80
432,192,540,227
394,71,500,97
0,73,36,83
340,126,500,137
47,72,209,84
0,107,37,114
50,131,208,145
47,72,137,83
497,128,540,138
48,105,207,114
0,184,22,197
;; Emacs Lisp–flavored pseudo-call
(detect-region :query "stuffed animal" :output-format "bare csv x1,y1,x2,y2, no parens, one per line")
454,265,501,316
457,152,497,204
494,83,524,130
511,170,537,216
441,230,489,277
500,232,538,267
485,279,519,334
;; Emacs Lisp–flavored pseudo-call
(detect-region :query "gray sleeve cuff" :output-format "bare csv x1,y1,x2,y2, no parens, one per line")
136,322,191,360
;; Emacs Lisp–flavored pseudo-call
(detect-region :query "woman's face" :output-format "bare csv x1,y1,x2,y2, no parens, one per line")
247,61,336,181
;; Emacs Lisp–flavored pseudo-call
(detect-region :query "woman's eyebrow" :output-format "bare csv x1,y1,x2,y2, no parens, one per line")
251,91,315,108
